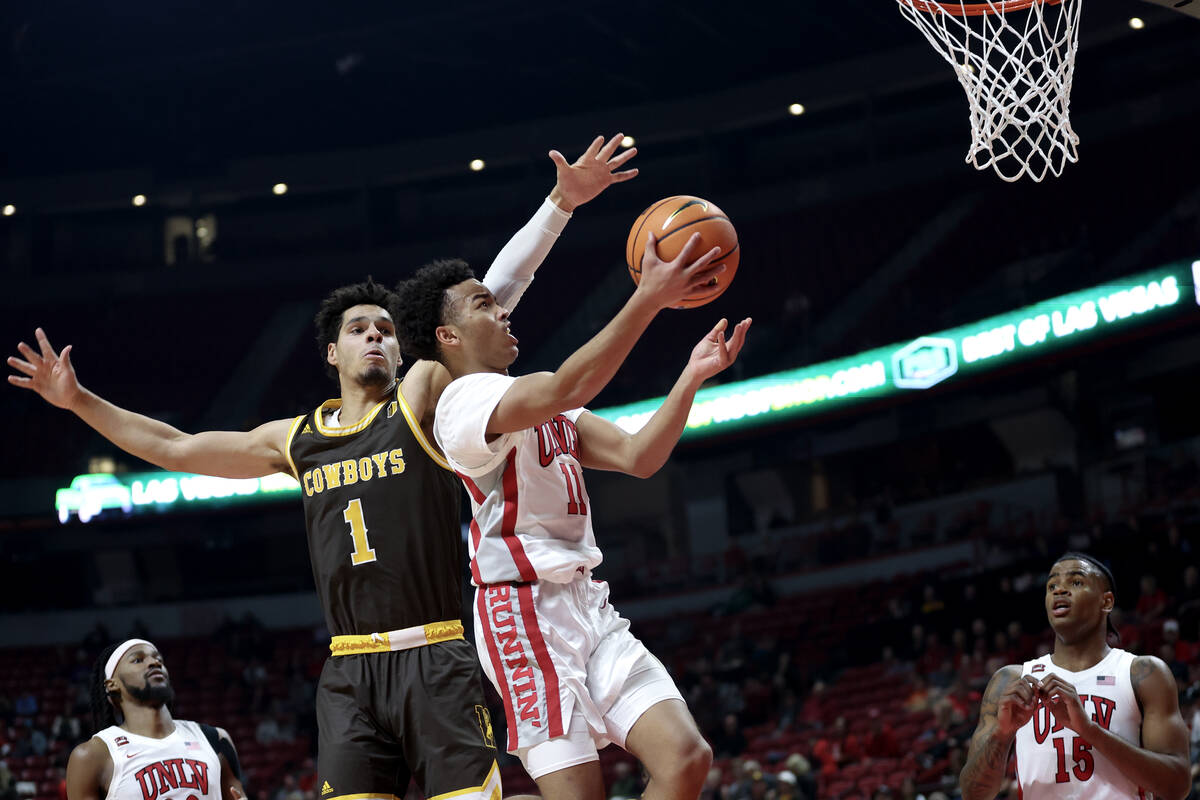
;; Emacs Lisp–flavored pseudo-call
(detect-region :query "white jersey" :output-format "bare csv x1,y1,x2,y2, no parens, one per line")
435,372,602,585
1014,648,1149,800
94,720,222,800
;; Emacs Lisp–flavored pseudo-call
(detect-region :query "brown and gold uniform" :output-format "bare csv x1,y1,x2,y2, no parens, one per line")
286,382,498,800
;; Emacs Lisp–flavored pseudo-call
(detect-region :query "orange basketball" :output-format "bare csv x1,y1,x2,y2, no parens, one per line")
625,195,739,309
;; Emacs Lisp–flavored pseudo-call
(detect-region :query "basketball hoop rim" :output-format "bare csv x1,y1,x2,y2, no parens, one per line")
898,0,1063,16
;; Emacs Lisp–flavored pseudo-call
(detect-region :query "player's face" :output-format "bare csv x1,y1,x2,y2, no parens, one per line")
1044,559,1113,641
331,305,401,388
108,644,175,706
442,280,517,369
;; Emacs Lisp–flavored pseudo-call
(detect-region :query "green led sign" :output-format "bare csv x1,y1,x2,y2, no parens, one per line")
594,263,1196,437
56,471,300,523
52,260,1200,521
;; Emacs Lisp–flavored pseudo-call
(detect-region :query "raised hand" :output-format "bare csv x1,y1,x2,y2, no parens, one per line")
636,230,724,310
7,328,84,410
995,674,1041,737
687,318,752,382
547,133,638,212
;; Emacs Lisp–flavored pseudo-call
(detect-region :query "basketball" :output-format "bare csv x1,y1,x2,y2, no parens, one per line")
625,195,739,309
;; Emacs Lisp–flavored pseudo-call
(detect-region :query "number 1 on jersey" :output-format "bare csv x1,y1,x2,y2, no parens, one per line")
343,498,377,565
558,463,587,516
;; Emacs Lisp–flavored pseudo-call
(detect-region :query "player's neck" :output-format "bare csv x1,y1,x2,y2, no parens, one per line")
120,704,175,739
446,356,507,380
336,379,393,427
1050,631,1111,672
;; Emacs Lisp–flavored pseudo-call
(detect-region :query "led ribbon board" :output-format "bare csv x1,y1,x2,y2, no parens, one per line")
53,260,1199,521
596,261,1198,437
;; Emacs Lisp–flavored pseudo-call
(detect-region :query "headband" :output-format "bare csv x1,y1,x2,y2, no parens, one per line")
104,639,156,680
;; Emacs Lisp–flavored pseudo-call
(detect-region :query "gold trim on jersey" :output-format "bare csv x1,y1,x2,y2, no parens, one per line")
329,619,465,656
283,415,306,480
395,384,452,472
313,395,390,437
426,762,500,800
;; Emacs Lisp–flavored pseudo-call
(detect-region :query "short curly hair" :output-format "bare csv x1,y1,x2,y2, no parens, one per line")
393,259,476,363
314,278,396,382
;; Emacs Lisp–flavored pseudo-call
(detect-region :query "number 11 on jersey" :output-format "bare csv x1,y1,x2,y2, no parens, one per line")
558,463,587,516
343,498,377,565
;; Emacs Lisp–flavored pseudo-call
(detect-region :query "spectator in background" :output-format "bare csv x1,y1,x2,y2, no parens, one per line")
50,702,82,745
13,692,36,718
1110,607,1141,653
897,776,925,800
256,713,282,745
713,713,748,759
1136,573,1168,622
0,760,14,800
0,695,12,726
697,767,724,800
608,761,643,800
784,753,817,800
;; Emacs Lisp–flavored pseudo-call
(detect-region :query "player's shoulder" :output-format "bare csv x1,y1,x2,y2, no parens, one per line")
67,735,111,768
1129,653,1175,693
983,663,1026,693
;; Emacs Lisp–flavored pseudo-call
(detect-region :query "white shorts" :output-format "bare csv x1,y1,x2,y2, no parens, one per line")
473,573,683,778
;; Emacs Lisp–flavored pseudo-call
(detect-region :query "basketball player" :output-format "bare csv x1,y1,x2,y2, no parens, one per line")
9,134,637,800
959,553,1190,800
66,639,246,800
391,243,751,800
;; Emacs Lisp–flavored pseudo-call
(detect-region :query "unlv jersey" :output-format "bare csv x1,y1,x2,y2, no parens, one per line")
434,372,603,586
286,382,463,635
95,720,220,800
1014,648,1148,800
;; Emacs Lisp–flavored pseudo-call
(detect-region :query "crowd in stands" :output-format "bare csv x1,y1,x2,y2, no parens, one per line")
2,490,1200,800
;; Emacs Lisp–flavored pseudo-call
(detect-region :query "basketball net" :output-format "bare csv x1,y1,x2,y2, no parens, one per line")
897,0,1083,183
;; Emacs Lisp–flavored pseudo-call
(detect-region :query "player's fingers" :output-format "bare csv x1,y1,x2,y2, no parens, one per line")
61,344,74,370
707,318,729,339
7,375,32,388
610,168,639,183
688,263,727,292
582,134,605,160
35,327,56,358
684,246,724,274
727,319,752,360
643,230,659,261
598,133,623,161
6,356,36,377
16,342,42,365
607,147,637,169
548,150,569,170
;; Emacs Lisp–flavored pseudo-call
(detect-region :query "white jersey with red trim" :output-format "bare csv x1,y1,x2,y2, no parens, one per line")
94,720,222,800
435,372,602,585
1014,648,1148,800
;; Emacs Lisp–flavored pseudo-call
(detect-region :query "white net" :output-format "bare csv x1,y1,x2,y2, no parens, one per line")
897,0,1083,182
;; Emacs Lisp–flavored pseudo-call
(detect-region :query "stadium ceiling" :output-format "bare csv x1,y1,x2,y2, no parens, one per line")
0,0,1192,180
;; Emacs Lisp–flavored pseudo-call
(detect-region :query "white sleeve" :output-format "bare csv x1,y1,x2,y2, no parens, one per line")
434,373,519,476
481,197,571,311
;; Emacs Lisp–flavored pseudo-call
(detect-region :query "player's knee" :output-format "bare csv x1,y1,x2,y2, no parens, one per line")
650,732,711,786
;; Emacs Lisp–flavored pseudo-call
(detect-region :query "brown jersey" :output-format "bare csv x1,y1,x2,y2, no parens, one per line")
286,381,463,636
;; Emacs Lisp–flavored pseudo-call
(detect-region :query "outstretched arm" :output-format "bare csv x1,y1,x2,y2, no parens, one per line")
1039,660,1189,800
486,231,724,435
483,132,637,310
960,665,1038,800
8,328,294,479
576,317,751,478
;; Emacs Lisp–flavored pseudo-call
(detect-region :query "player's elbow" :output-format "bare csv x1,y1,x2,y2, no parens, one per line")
628,455,663,479
1159,760,1191,800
